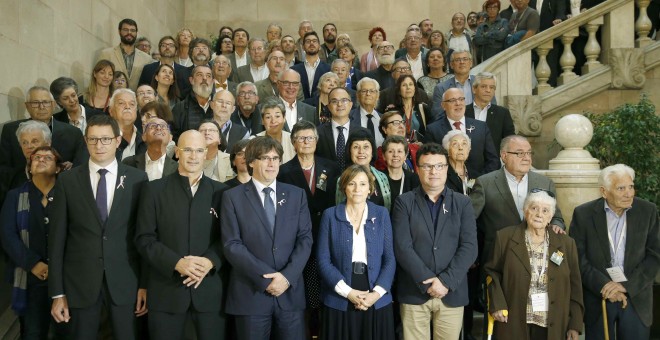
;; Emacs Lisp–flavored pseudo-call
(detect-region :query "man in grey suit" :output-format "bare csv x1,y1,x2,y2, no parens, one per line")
122,117,177,181
277,69,317,131
234,38,269,83
570,164,659,340
255,51,304,102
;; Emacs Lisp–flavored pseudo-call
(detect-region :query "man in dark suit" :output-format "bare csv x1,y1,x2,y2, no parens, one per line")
315,88,360,171
350,77,383,146
0,86,86,171
138,35,190,99
122,117,177,180
255,51,304,102
392,143,477,339
465,72,515,151
230,82,263,136
210,90,249,152
426,88,499,179
212,55,238,97
49,114,148,339
136,130,229,339
277,69,317,132
290,31,331,99
221,136,312,339
570,164,660,340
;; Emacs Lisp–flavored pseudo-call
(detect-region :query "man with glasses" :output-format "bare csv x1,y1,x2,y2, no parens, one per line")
256,51,303,102
447,13,476,58
392,143,477,340
122,117,177,181
394,30,427,80
50,114,148,339
230,81,263,136
235,38,269,83
350,77,383,146
275,69,317,131
315,88,360,171
291,31,331,99
139,35,191,98
364,41,396,90
172,65,215,142
221,136,312,339
376,59,432,113
98,18,153,90
212,54,238,96
211,90,248,152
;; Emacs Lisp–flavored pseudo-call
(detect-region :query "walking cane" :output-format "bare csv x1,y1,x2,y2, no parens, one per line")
602,298,609,340
486,276,508,340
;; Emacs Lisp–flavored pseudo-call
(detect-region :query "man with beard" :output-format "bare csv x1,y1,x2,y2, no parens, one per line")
364,41,396,90
235,38,269,83
212,54,238,96
295,21,314,62
139,36,191,98
230,82,263,136
256,51,303,102
419,19,434,47
98,19,153,90
172,65,214,142
109,89,145,160
281,35,301,68
467,12,479,36
319,23,337,63
277,69,317,131
291,32,331,100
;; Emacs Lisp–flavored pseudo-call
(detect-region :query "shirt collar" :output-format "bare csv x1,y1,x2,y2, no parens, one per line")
89,158,118,175
503,166,528,183
252,178,277,194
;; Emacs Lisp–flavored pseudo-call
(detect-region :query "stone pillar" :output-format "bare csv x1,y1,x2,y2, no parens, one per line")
537,114,601,228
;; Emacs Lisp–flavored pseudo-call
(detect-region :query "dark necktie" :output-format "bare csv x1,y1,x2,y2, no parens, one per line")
453,121,462,130
366,114,375,137
336,126,346,171
262,187,275,232
96,169,109,222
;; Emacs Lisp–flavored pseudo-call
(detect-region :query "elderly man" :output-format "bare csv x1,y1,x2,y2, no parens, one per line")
315,88,360,171
266,23,283,42
211,90,248,152
109,89,144,160
295,20,314,61
122,117,177,181
465,72,515,151
427,88,499,179
0,86,86,171
319,23,337,63
447,13,475,57
277,69,317,131
376,59,432,113
212,54,238,96
255,51,303,102
396,30,426,80
135,37,152,56
172,65,214,141
349,77,383,146
392,143,477,340
281,35,300,67
570,164,659,340
139,36,191,97
364,41,396,90
234,38,269,83
98,18,153,90
291,31,331,99
230,81,263,136
136,130,229,339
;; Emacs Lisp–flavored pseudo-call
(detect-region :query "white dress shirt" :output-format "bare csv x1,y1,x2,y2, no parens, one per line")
447,117,467,133
473,102,491,122
304,57,321,95
504,166,529,220
121,128,138,160
250,64,269,82
281,96,299,131
251,179,277,212
145,153,166,181
235,51,248,68
88,159,118,214
406,53,424,80
360,107,383,147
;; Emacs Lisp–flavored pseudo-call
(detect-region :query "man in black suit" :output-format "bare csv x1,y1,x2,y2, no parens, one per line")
210,90,249,152
570,164,660,340
221,136,312,339
49,114,148,339
230,81,263,136
315,88,360,171
0,86,86,171
138,35,190,99
136,130,229,339
350,77,383,146
290,31,331,99
465,72,516,151
426,88,500,179
122,117,177,180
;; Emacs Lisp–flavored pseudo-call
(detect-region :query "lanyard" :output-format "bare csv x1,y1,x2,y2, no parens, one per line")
607,216,627,266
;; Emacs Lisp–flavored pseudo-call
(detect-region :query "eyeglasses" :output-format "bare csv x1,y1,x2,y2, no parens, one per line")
530,188,555,198
237,91,257,97
137,91,155,97
506,151,534,158
418,163,449,171
359,89,378,95
215,61,230,66
443,97,466,104
193,46,209,51
278,81,300,87
199,128,219,134
329,98,351,105
86,137,116,145
386,119,405,127
294,136,317,143
304,39,319,44
406,36,421,41
120,28,137,34
26,101,53,108
394,67,412,72
257,156,281,163
145,123,170,131
452,57,471,63
235,151,246,158
160,42,176,48
114,79,127,84
377,45,395,51
137,44,151,49
178,147,207,155
31,154,55,162
249,46,265,52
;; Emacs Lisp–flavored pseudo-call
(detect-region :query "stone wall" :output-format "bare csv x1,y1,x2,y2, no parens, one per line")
0,0,184,124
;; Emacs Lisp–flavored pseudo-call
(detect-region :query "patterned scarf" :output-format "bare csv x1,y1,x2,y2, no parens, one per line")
11,182,31,315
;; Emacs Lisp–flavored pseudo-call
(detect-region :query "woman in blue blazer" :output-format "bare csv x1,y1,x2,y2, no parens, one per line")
317,164,396,340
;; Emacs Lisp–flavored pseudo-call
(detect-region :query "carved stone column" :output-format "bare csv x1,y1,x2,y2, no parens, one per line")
610,48,646,89
582,16,604,74
504,95,542,136
635,0,653,47
558,28,580,85
534,40,554,95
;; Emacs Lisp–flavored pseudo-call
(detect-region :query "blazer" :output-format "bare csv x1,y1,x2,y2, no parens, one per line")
314,120,361,163
446,163,469,196
227,52,251,82
426,117,500,179
115,129,146,162
221,180,313,315
431,75,498,117
230,106,263,136
138,61,191,99
465,103,516,151
121,152,178,179
470,167,564,262
484,223,583,340
316,202,396,311
0,118,87,171
135,173,228,313
363,65,394,90
392,187,478,306
49,163,148,308
222,121,249,153
286,101,319,131
234,64,255,83
97,45,153,90
290,61,331,99
538,0,568,31
254,79,304,103
569,197,660,327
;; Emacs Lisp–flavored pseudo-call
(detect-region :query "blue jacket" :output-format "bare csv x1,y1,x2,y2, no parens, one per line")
316,201,396,311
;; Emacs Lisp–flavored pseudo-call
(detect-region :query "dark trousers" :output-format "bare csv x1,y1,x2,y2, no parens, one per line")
234,304,305,340
20,284,70,340
527,324,548,338
149,309,226,340
585,299,650,340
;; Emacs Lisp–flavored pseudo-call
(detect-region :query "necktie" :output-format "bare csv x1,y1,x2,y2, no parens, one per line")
453,121,462,130
262,187,275,232
366,114,375,137
96,169,109,222
336,126,346,171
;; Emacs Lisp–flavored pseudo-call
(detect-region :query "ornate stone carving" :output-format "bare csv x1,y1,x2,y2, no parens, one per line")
610,48,646,89
504,95,543,136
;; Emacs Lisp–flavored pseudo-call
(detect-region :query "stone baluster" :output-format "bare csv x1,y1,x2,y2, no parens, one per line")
635,0,653,47
558,28,579,85
534,40,554,95
582,16,604,74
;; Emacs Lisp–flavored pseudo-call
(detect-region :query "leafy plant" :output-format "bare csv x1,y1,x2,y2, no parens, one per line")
585,94,660,204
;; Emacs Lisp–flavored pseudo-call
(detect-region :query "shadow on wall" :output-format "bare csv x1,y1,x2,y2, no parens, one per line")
7,87,26,121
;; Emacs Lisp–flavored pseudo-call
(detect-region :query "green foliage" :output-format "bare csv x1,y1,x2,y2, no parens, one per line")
209,35,219,54
585,94,660,205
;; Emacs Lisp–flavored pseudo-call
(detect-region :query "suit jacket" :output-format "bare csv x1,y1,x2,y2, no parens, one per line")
426,117,500,178
569,197,660,327
470,167,564,263
49,163,148,308
221,181,313,315
138,61,191,100
290,61,331,99
465,103,516,151
538,0,568,31
234,64,255,83
286,101,318,131
314,120,361,163
446,163,468,196
364,65,394,90
316,202,396,311
98,45,153,90
485,223,583,339
230,106,263,136
392,187,478,306
135,173,228,313
115,129,146,162
0,118,87,171
431,75,498,117
255,78,305,102
227,52,251,82
121,152,178,180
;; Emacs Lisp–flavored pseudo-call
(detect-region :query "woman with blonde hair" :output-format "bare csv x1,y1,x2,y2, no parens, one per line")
82,59,116,114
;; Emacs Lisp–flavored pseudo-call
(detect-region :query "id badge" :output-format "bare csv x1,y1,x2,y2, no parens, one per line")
316,173,328,191
606,266,628,282
550,251,564,266
531,293,549,312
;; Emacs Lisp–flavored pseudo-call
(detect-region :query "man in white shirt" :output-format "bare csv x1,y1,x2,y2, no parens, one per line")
122,117,177,181
235,38,269,83
108,89,143,160
351,77,383,147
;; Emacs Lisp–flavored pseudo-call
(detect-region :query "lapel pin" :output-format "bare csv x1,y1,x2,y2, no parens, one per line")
443,203,448,214
278,199,286,206
116,175,126,189
466,125,475,133
210,207,218,218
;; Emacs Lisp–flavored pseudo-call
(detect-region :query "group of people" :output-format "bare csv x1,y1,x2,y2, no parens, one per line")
0,6,658,340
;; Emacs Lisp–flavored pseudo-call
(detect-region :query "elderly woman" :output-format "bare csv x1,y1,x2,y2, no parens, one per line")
224,139,251,188
251,98,295,163
150,64,180,109
474,0,509,63
338,43,361,87
442,130,473,195
360,27,386,72
317,164,396,340
198,120,234,182
82,59,116,114
0,146,69,339
374,111,420,172
304,72,340,124
50,77,94,133
381,136,420,204
416,48,452,98
393,74,434,143
484,190,583,340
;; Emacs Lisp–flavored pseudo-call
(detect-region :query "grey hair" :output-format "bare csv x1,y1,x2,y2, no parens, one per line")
108,88,136,108
298,20,312,29
473,72,497,88
16,120,52,144
523,190,557,216
237,81,258,96
267,23,282,33
290,120,318,143
278,69,300,82
316,72,339,91
500,135,528,152
27,86,55,101
599,164,636,190
441,130,471,150
450,49,473,61
331,58,349,69
260,97,286,117
441,87,465,101
356,77,380,91
248,37,267,50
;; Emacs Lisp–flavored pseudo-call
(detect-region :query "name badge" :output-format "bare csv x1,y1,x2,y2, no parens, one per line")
316,173,328,191
606,266,628,283
550,251,564,266
531,293,549,312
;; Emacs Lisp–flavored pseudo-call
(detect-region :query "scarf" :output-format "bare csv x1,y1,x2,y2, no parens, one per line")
11,182,31,315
